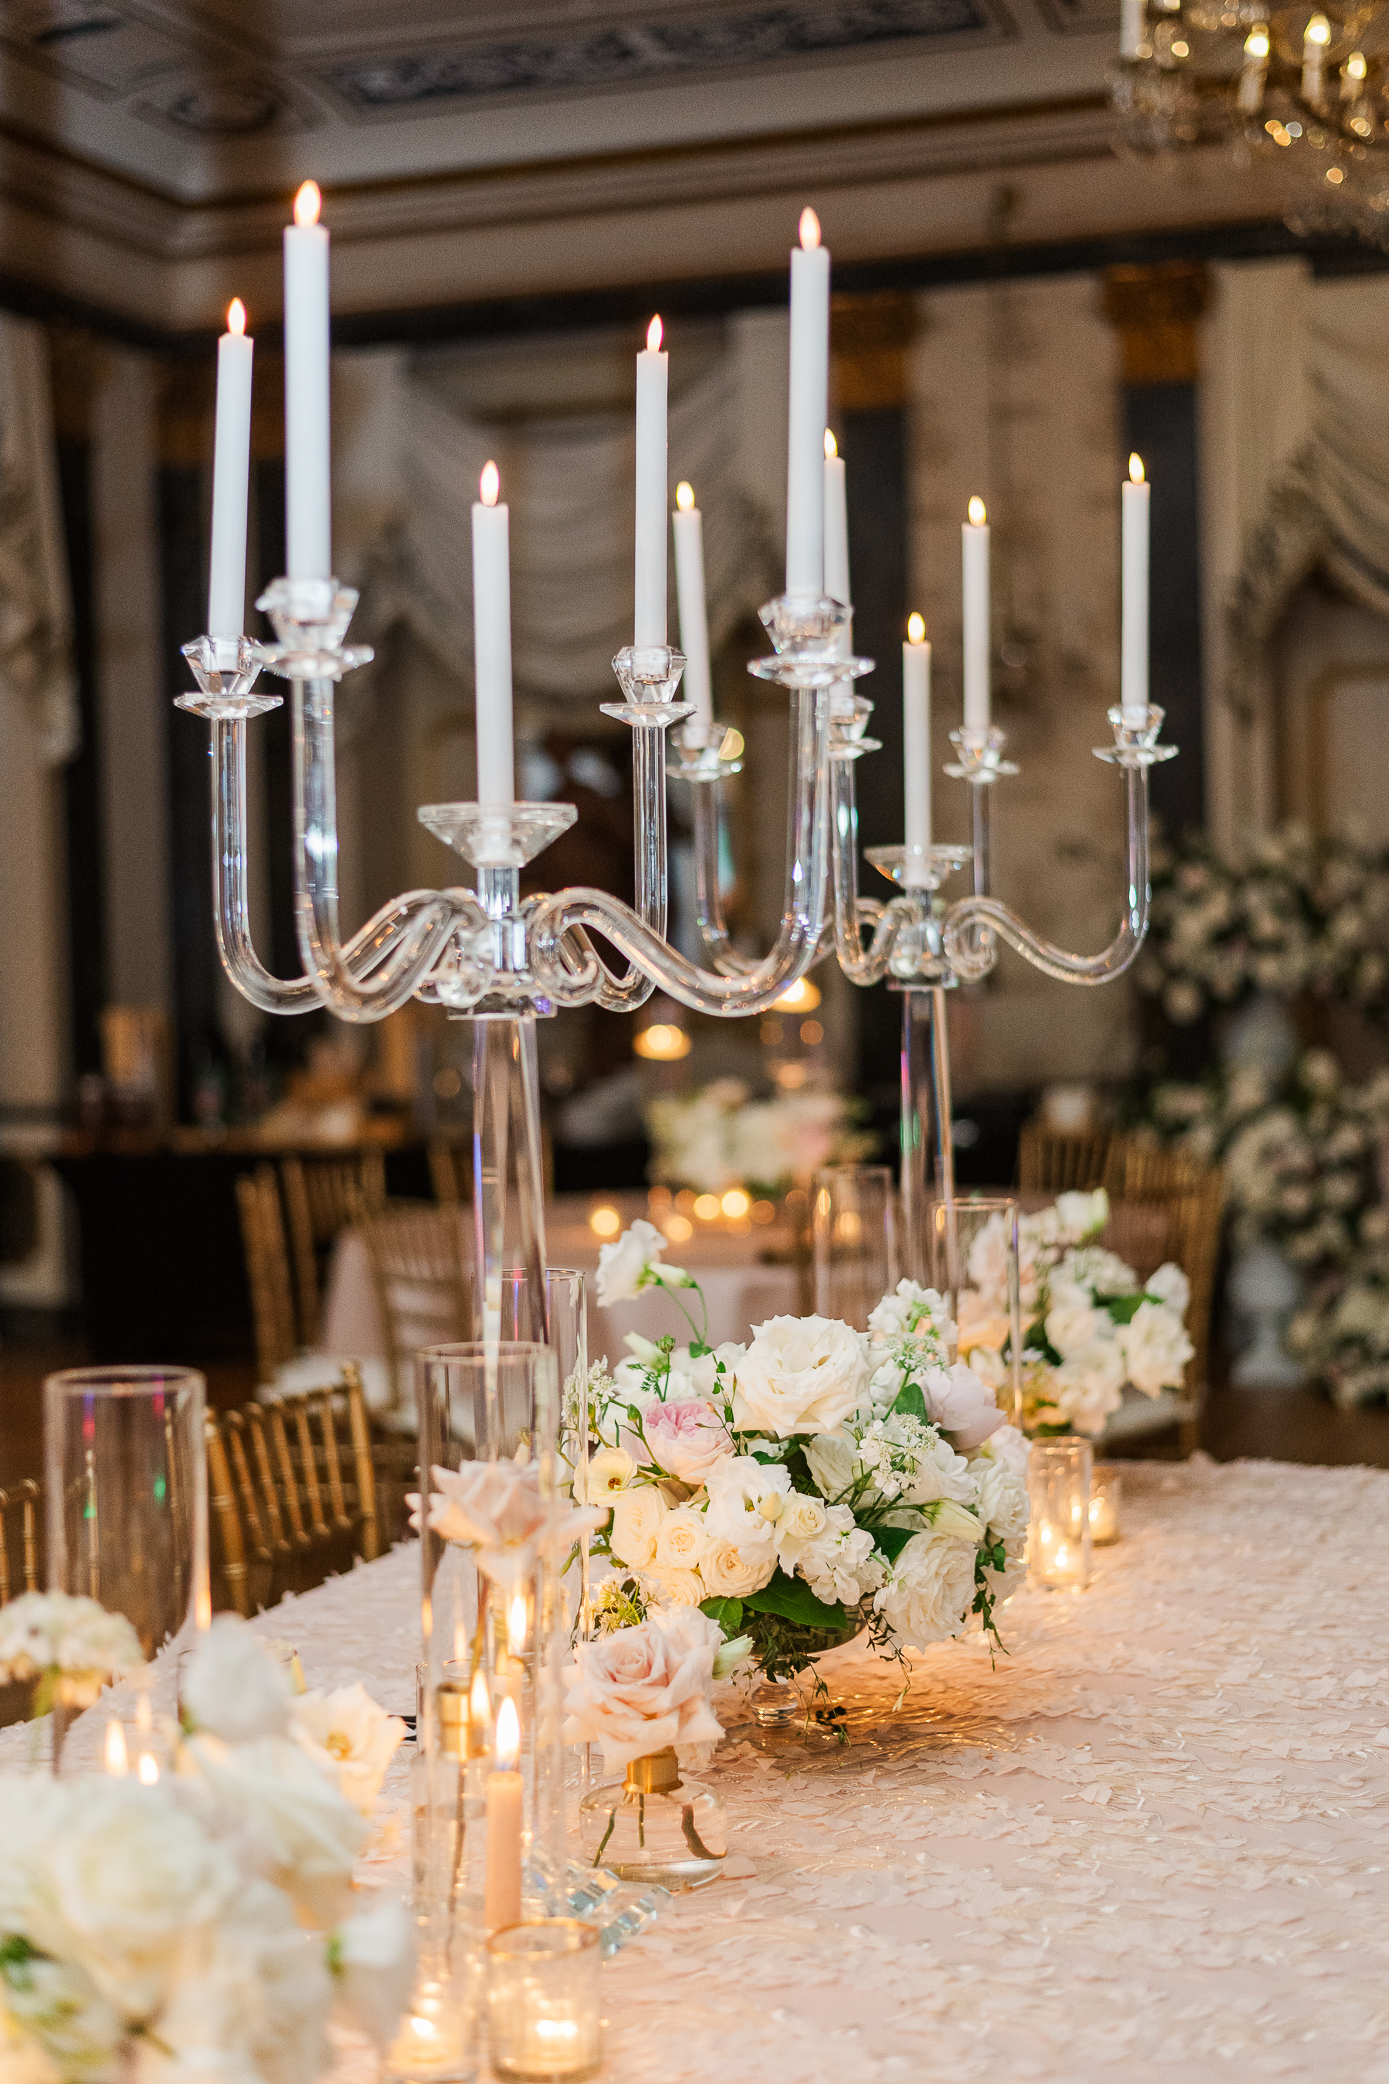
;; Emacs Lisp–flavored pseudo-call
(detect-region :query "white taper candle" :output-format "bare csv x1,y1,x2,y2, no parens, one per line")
1120,0,1144,58
1121,453,1150,725
208,299,252,638
962,497,990,732
904,613,932,885
786,208,830,597
284,180,331,581
823,429,849,607
473,461,514,806
635,315,668,647
672,482,712,726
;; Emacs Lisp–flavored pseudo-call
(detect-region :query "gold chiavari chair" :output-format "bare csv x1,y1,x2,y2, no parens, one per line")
1102,1138,1227,1451
236,1163,299,1387
279,1153,388,1347
357,1202,471,1418
1017,1123,1115,1195
427,1136,468,1208
0,1477,42,1607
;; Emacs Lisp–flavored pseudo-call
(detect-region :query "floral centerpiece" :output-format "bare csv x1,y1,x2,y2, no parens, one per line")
0,1616,411,2084
580,1221,1031,1688
956,1190,1194,1437
645,1078,873,1196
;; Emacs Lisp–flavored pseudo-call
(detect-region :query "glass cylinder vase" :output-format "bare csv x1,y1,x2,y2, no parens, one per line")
812,1164,898,1332
926,1195,1023,1428
486,1921,602,2082
577,1746,727,1891
1027,1438,1093,1592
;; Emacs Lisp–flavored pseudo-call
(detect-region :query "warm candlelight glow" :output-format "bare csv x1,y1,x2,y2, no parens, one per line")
589,1204,622,1238
479,460,500,507
824,428,837,459
496,1695,520,1771
1346,45,1366,73
226,298,246,336
722,1188,751,1218
137,1752,159,1786
508,1593,528,1658
675,480,695,511
104,1719,128,1776
1306,12,1330,42
1129,453,1145,485
470,1668,492,1728
968,496,987,525
646,314,663,353
799,206,821,249
1246,25,1270,54
633,1021,691,1061
907,612,927,644
773,976,821,1011
293,180,321,227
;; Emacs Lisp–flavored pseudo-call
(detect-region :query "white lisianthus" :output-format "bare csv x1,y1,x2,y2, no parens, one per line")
582,1446,637,1501
732,1315,868,1436
179,1614,294,1742
609,1486,668,1568
1146,1261,1191,1318
1054,1188,1109,1239
929,1498,983,1543
698,1537,776,1600
177,1734,366,1928
770,1493,828,1569
289,1684,407,1817
703,1457,792,1555
686,1343,746,1397
1118,1299,1194,1395
653,1506,708,1572
330,1897,415,2055
596,1220,693,1307
873,1529,975,1650
804,1430,856,1501
711,1633,755,1680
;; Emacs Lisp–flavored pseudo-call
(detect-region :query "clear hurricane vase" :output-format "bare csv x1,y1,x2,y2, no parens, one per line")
812,1164,898,1333
577,1747,727,1891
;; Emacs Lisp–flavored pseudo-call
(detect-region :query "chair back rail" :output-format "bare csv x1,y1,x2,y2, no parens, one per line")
357,1202,471,1415
0,1478,43,1607
279,1154,388,1346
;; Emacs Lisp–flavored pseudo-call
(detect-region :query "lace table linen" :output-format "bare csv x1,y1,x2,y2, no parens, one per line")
12,1458,1389,2082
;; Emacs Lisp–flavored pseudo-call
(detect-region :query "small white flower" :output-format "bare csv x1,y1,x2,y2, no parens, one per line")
596,1220,692,1307
180,1614,292,1742
583,1446,637,1501
289,1684,407,1817
703,1457,791,1555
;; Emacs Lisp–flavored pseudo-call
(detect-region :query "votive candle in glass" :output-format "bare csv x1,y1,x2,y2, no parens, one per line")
1028,1438,1092,1592
487,1921,601,2081
1089,1463,1122,1547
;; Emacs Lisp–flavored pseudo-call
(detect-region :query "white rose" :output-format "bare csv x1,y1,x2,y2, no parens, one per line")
804,1430,857,1501
583,1446,636,1501
331,1897,414,2054
643,1566,706,1607
921,1362,1004,1451
732,1316,868,1436
1146,1261,1190,1318
562,1612,723,1771
289,1683,407,1817
654,1506,708,1572
772,1493,828,1568
703,1457,792,1554
177,1734,366,1928
873,1529,975,1650
1118,1300,1194,1395
978,1423,1030,1479
1055,1188,1108,1239
143,1879,332,2084
972,1458,1029,1544
179,1614,293,1743
609,1487,668,1567
698,1538,776,1600
1045,1281,1105,1361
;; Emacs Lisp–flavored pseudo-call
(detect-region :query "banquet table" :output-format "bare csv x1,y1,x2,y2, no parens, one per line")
16,1457,1389,2082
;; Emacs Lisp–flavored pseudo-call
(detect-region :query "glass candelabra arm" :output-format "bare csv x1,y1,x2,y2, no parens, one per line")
689,773,757,976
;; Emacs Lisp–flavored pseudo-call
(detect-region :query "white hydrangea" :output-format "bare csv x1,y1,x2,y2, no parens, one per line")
872,1529,976,1650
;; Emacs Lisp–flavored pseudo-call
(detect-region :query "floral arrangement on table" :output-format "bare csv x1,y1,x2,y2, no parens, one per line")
563,1603,752,1773
0,1612,412,2084
955,1190,1194,1438
1136,824,1389,1030
644,1077,874,1196
577,1219,1031,1689
0,1593,144,1720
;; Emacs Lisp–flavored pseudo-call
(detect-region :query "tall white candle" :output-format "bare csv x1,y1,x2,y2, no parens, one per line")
473,461,514,806
635,315,668,647
962,497,990,732
1121,453,1150,725
786,208,830,597
672,481,712,727
284,180,331,582
823,428,849,607
485,1698,524,1934
904,614,932,885
208,298,252,639
1119,0,1144,58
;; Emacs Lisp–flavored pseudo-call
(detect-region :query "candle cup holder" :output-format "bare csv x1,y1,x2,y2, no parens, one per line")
175,634,278,719
1028,1438,1093,1592
1096,702,1180,766
1089,1462,1123,1546
943,723,1019,784
600,643,691,727
749,593,872,686
827,692,881,761
255,575,375,679
666,717,744,783
486,1921,602,2082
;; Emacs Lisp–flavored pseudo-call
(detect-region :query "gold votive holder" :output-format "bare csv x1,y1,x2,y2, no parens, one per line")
1089,1463,1122,1546
1027,1437,1092,1592
487,1920,602,2081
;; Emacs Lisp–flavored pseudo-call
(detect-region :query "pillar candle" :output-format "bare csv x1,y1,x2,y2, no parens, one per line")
635,316,668,647
823,429,849,607
903,614,932,884
473,461,514,805
1121,454,1150,725
485,1698,524,1933
1119,0,1144,57
962,497,990,731
672,481,713,726
284,181,331,581
786,208,830,597
208,299,252,638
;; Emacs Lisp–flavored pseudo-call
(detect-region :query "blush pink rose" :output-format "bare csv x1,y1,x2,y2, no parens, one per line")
639,1400,734,1484
408,1462,603,1586
562,1609,724,1771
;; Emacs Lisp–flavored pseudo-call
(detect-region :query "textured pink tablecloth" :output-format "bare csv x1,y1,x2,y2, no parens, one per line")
17,1460,1389,2082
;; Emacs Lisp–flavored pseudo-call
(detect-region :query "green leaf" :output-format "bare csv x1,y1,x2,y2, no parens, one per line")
873,1525,918,1565
1100,1292,1152,1325
699,1596,744,1636
891,1381,927,1423
743,1572,849,1632
688,1340,711,1358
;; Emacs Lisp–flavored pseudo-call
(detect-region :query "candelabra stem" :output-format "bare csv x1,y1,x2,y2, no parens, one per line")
211,716,321,1012
971,781,992,900
471,1016,550,1351
691,781,756,976
899,987,957,1283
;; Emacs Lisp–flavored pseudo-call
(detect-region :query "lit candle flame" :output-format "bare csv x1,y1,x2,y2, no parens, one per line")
799,206,821,249
104,1719,128,1776
646,314,663,353
1246,25,1270,55
508,1593,528,1658
137,1752,159,1786
496,1695,520,1771
824,428,837,459
907,612,927,644
479,460,500,507
226,298,246,337
1346,45,1365,73
470,1668,491,1730
1129,453,1145,485
1306,12,1330,43
968,496,987,525
293,180,322,227
675,480,695,511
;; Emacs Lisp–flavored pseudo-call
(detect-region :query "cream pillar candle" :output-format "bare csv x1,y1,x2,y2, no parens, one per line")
786,208,830,597
635,315,668,646
672,481,713,726
208,299,252,638
903,613,932,885
472,460,515,805
1120,454,1150,726
485,1697,524,1933
962,497,990,731
283,180,331,581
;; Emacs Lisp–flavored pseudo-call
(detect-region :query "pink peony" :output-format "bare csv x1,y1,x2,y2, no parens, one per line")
639,1399,734,1484
562,1608,724,1772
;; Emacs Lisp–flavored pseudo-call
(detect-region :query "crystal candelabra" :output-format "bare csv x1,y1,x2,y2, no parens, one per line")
179,574,1173,1313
